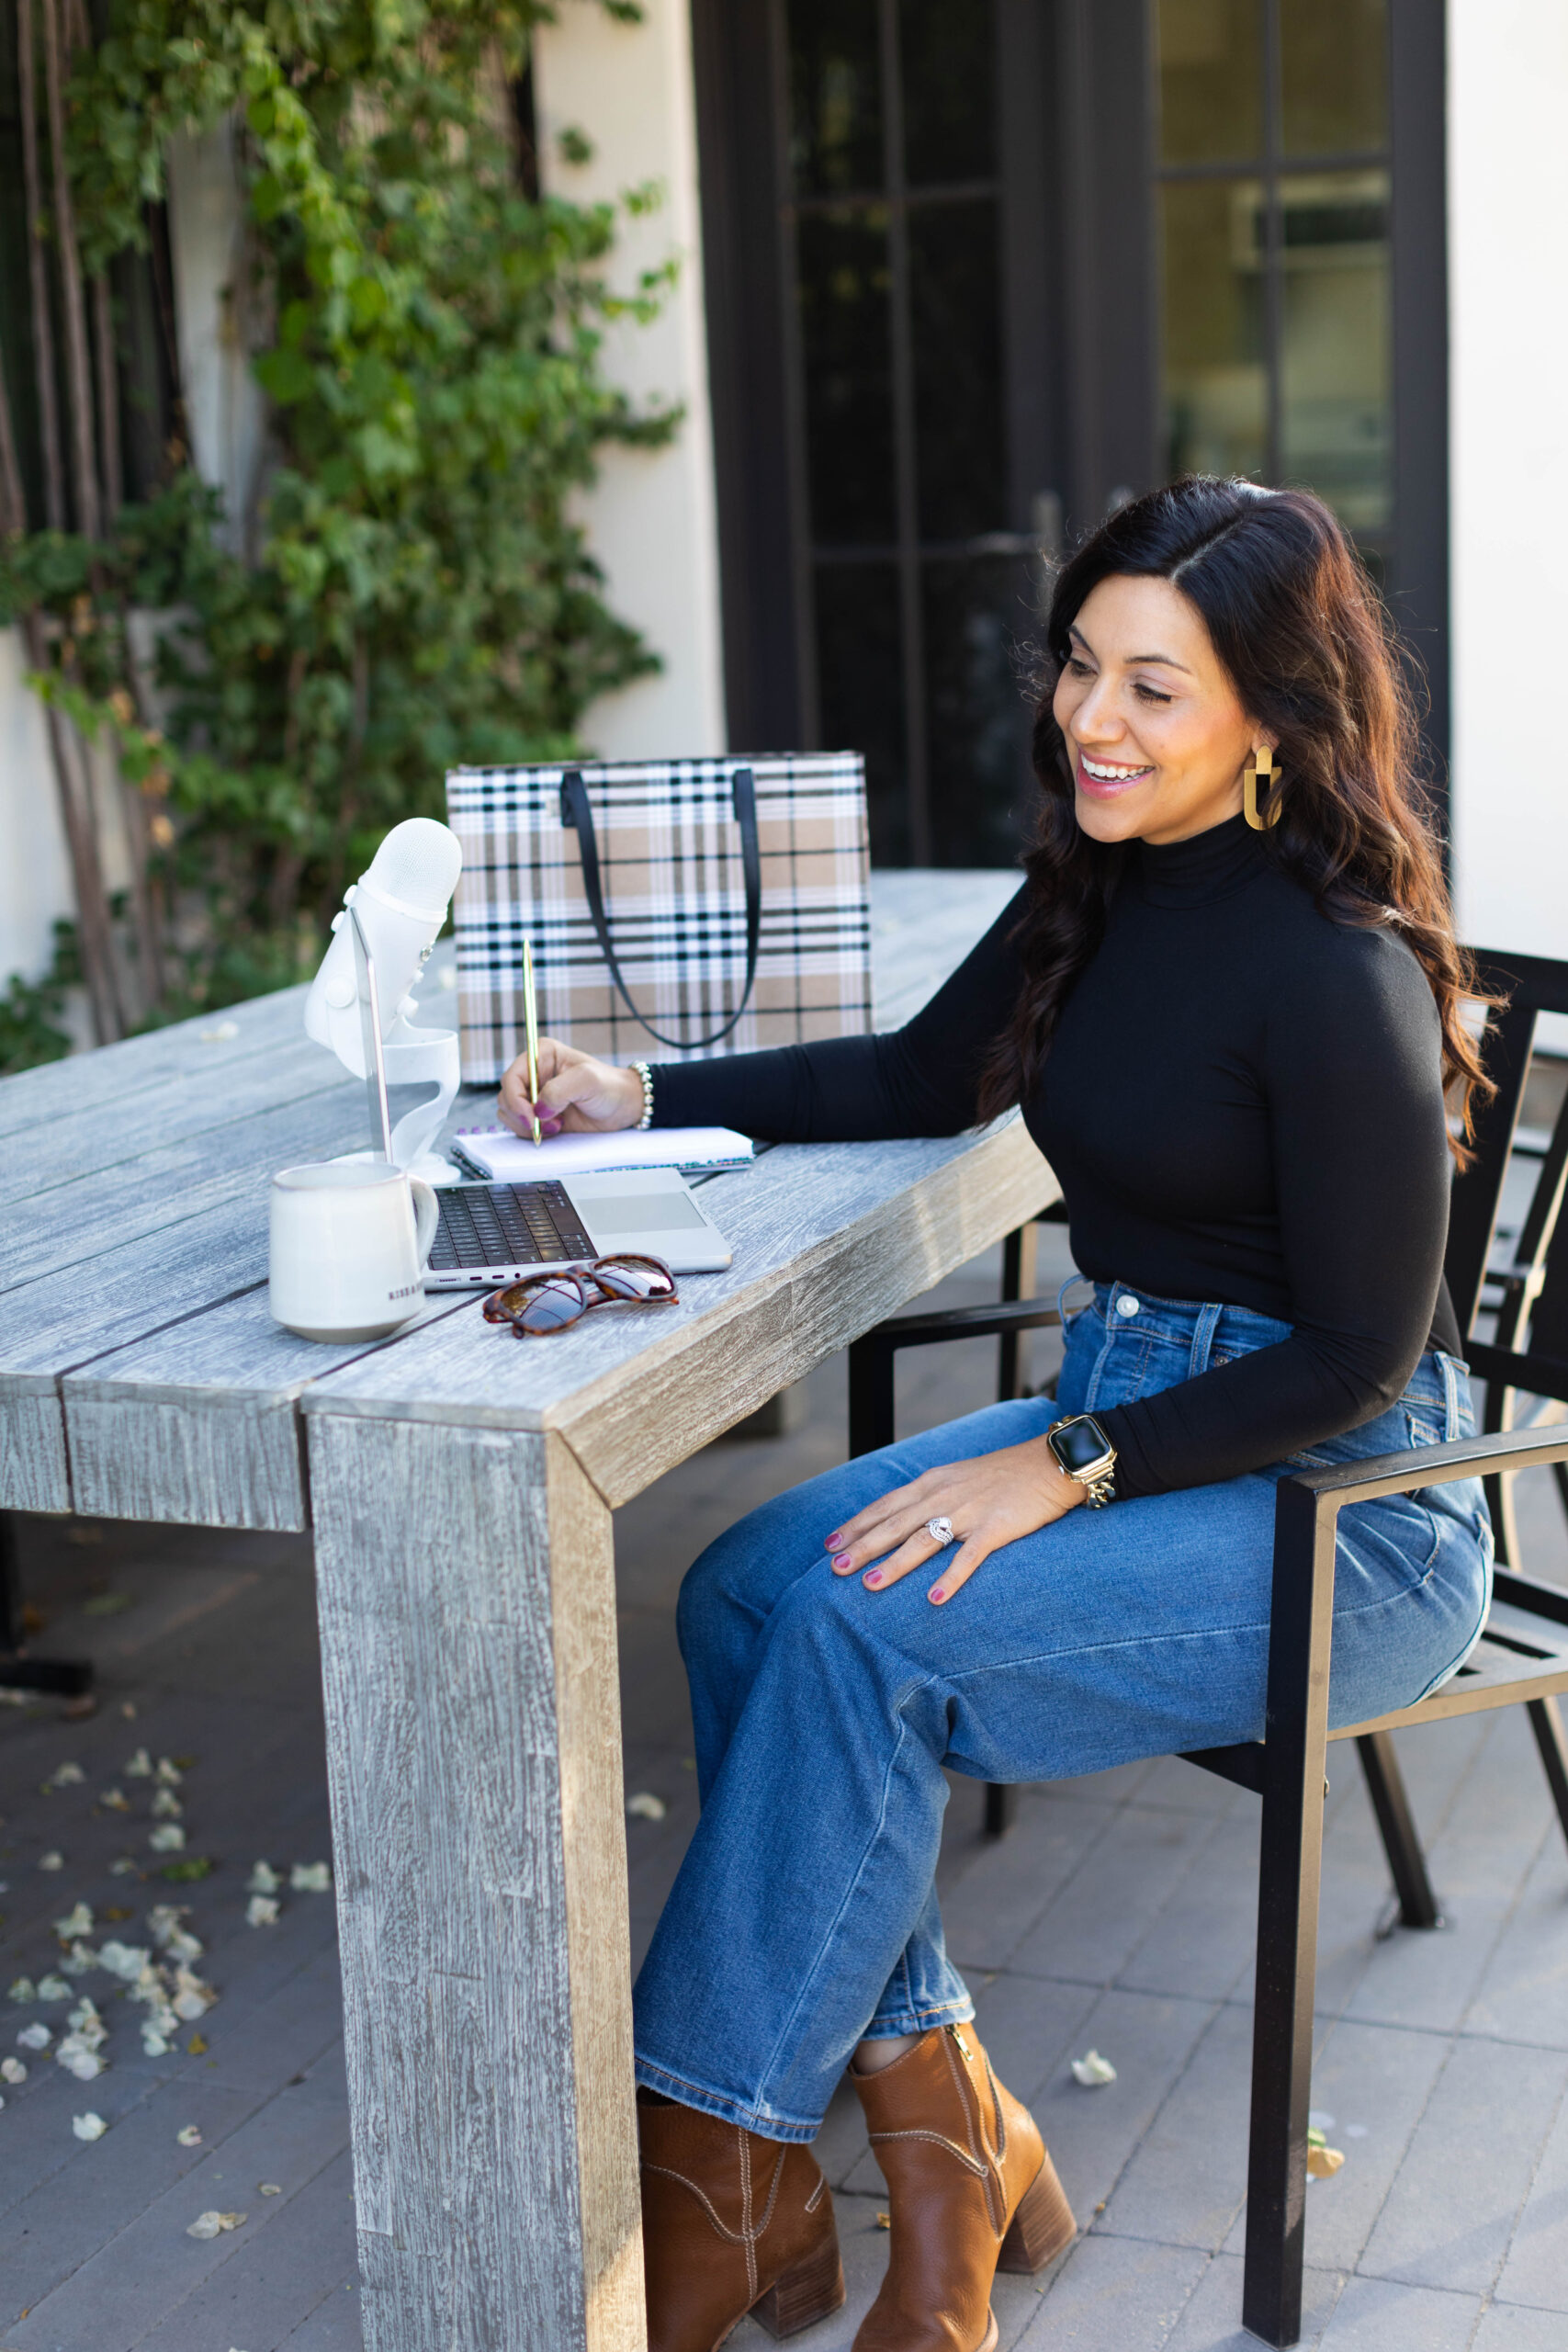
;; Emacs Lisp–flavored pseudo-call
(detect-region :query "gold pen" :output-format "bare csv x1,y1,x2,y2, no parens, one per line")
523,937,543,1147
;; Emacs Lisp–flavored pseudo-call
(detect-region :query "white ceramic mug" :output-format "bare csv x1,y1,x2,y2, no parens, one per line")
269,1161,439,1342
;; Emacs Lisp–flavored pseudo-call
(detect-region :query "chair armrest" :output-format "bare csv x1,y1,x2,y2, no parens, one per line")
857,1299,1063,1351
846,1301,1063,1457
1285,1419,1568,1514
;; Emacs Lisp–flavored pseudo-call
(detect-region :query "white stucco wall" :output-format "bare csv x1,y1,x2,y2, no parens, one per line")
532,0,728,759
1448,0,1568,962
0,628,73,985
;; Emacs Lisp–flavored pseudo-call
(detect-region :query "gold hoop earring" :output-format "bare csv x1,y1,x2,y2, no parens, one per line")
1243,746,1282,831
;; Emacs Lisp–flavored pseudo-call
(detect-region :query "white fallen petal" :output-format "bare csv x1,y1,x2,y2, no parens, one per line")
2,2058,27,2083
97,1941,152,1984
55,2040,106,2081
8,1977,36,2005
39,1850,64,1871
289,1862,330,1893
186,2208,246,2238
66,1999,106,2041
108,1857,139,1877
1070,2049,1118,2088
17,2024,51,2052
245,1862,280,1894
72,2111,107,2141
165,1928,203,1963
141,2030,172,2057
148,1825,186,1853
199,1019,239,1043
36,1974,71,2002
155,1757,184,1786
176,2124,202,2146
52,1903,95,1939
124,1747,152,1778
246,1896,280,1928
151,1789,184,1819
48,1762,85,1788
99,1788,130,1812
259,2182,282,2196
626,1792,667,1822
146,1903,187,1945
61,1942,99,1978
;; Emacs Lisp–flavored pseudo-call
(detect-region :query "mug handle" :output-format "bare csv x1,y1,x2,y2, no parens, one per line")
410,1177,439,1271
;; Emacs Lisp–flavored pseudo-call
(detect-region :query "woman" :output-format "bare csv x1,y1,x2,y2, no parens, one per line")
499,479,1494,2352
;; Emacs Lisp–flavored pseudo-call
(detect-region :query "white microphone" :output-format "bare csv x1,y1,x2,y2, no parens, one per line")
304,819,465,1176
305,819,463,1071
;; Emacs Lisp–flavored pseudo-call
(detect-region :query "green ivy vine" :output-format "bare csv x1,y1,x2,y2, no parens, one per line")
0,0,671,1053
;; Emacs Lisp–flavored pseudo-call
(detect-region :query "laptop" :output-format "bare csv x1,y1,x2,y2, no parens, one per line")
348,908,733,1288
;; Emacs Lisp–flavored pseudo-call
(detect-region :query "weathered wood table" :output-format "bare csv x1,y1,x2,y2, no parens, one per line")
0,871,1058,2352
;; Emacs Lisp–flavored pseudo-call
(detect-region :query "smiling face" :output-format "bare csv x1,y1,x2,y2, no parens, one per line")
1051,573,1273,846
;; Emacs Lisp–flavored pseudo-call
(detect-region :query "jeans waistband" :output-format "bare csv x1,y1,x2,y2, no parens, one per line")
1063,1275,1463,1413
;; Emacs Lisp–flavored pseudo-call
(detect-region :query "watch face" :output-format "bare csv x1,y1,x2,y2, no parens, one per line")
1053,1417,1112,1476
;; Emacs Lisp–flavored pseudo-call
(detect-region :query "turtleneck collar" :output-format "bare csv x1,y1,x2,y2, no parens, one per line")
1134,810,1269,909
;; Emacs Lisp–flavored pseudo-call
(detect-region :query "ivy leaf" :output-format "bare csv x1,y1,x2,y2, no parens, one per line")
254,349,316,406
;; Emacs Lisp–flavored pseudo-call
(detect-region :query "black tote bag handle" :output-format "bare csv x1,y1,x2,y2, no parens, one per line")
558,767,762,1051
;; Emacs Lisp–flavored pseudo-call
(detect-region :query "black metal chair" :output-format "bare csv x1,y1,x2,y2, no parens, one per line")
847,946,1568,2346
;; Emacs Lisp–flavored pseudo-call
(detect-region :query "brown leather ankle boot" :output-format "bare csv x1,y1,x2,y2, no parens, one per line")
851,2025,1076,2352
637,2089,846,2350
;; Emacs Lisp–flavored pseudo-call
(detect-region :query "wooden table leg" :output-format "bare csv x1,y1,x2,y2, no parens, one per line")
309,1412,645,2352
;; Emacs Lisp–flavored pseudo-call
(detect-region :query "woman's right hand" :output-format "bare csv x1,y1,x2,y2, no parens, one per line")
497,1038,644,1138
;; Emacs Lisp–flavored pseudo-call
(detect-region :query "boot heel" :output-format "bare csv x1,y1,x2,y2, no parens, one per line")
750,2230,847,2340
997,2154,1076,2275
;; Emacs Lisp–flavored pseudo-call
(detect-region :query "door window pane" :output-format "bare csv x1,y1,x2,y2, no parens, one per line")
909,199,1006,541
1157,0,1263,166
1161,178,1267,484
1280,0,1387,157
788,0,883,198
814,562,909,864
924,555,1035,866
899,0,996,186
1279,170,1391,529
796,208,897,544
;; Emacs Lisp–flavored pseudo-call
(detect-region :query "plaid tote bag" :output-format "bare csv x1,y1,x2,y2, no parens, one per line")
446,752,872,1080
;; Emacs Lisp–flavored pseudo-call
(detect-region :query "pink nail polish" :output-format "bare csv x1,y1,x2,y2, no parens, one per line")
825,1532,843,1548
864,1571,883,1588
929,1586,945,1603
831,1553,852,1571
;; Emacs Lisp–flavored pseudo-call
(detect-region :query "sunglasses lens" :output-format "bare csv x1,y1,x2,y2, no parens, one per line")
516,1278,590,1334
592,1256,677,1301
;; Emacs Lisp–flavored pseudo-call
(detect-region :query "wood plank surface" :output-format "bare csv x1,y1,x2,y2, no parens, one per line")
0,980,310,1137
302,1122,1057,1506
62,1288,468,1528
309,1413,611,2351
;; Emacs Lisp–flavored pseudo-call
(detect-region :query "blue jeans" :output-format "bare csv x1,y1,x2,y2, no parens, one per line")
632,1282,1492,2143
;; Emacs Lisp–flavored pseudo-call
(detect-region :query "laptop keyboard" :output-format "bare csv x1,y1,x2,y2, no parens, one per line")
431,1181,597,1273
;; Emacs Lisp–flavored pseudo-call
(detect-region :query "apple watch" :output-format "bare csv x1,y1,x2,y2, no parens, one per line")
1046,1413,1118,1507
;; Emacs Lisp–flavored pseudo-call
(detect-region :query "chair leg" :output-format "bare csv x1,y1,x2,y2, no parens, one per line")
1243,1480,1333,2350
983,1781,1017,1839
0,1513,94,1699
1527,1695,1568,1855
998,1223,1039,1402
1356,1731,1442,1929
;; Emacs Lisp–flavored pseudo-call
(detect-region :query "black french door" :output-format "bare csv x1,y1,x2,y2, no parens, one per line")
693,0,1447,867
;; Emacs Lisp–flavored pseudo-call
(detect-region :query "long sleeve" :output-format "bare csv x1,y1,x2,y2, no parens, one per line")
648,888,1029,1141
1082,925,1458,1498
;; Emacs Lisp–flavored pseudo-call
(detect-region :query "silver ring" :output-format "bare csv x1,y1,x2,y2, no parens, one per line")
926,1515,955,1547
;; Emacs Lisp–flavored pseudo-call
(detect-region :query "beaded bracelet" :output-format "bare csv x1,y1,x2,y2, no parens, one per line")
632,1060,655,1129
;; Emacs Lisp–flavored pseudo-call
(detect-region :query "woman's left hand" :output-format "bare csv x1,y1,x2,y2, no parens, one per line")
825,1437,1088,1606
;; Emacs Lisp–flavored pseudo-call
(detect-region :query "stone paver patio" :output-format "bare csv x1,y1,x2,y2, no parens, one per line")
2,1227,1566,2350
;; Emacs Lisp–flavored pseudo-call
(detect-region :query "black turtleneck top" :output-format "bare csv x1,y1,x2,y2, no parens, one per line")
650,813,1461,1498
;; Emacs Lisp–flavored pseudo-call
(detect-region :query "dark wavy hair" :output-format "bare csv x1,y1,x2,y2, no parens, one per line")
978,475,1492,1159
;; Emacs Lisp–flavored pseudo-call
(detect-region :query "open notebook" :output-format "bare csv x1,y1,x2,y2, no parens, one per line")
447,1123,754,1184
